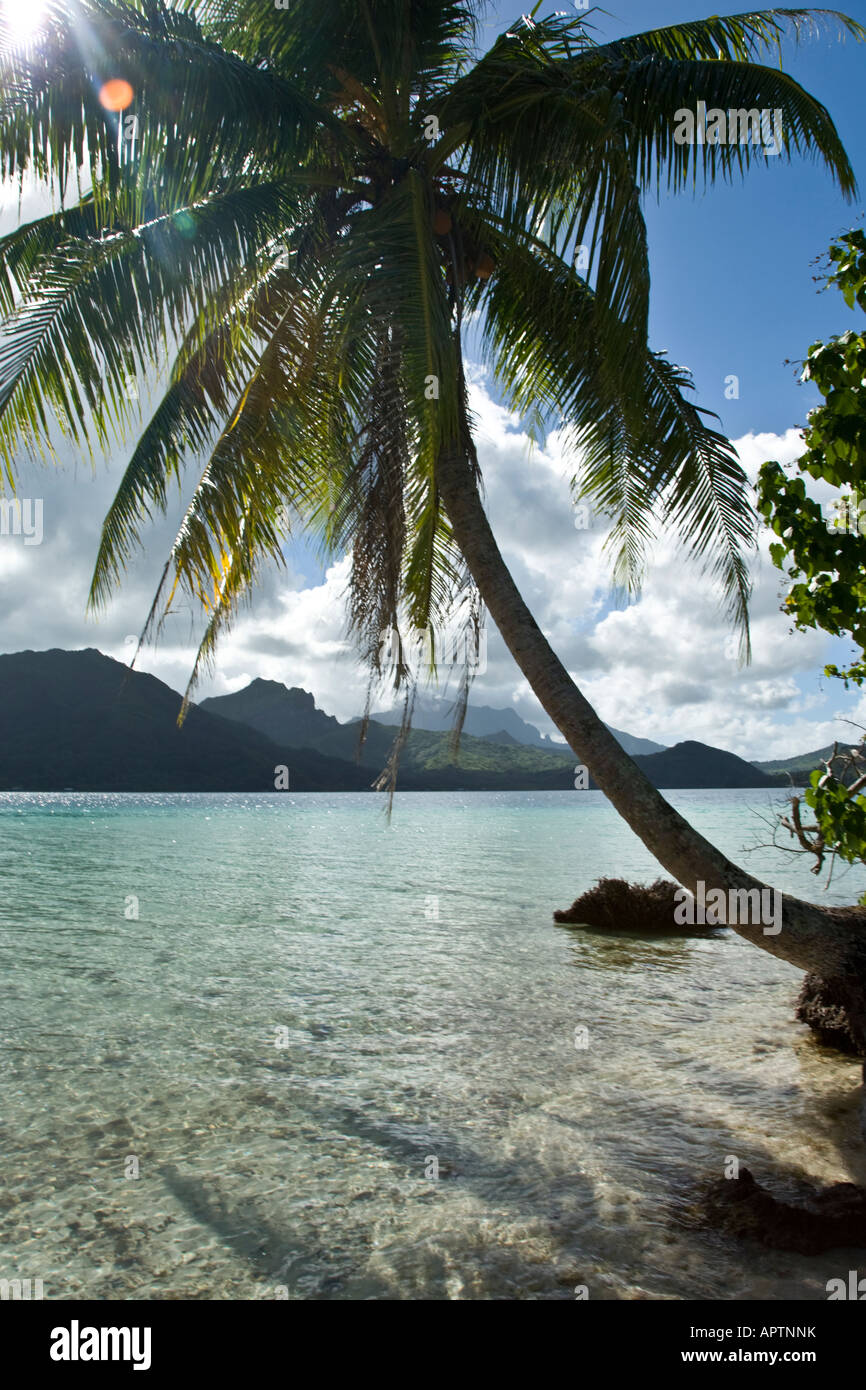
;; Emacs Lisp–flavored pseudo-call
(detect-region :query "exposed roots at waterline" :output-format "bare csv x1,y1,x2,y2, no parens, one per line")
553,877,723,934
797,972,866,1059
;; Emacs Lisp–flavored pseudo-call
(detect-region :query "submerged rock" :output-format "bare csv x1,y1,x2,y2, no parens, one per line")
693,1166,866,1255
553,876,722,933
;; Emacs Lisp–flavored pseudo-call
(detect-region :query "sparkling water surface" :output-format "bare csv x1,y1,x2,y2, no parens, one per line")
2,788,865,1301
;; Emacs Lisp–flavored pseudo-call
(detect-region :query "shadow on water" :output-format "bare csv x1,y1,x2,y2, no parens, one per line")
153,959,866,1298
157,1091,603,1298
158,1056,866,1299
158,1162,349,1294
159,1163,287,1276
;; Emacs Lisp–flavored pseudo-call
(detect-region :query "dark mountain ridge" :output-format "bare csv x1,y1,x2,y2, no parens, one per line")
0,649,369,792
0,649,776,792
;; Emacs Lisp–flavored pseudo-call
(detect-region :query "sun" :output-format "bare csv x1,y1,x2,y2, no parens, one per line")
1,0,48,42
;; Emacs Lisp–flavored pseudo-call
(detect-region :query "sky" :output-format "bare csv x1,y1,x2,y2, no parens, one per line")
1,0,866,760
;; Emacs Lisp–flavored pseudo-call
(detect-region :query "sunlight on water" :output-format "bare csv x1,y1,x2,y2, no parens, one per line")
1,789,865,1300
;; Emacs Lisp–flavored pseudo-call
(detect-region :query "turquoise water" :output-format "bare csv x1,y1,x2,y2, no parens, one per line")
2,788,865,1301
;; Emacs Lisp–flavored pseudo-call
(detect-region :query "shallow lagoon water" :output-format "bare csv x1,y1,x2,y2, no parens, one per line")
2,787,866,1300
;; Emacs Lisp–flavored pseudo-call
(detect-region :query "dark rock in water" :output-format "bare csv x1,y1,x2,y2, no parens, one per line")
693,1166,866,1254
796,972,866,1058
553,876,721,933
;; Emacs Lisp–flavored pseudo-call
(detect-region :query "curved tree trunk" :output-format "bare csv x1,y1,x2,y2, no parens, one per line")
437,444,866,981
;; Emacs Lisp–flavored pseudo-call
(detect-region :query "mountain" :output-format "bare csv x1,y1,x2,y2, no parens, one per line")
479,729,523,747
368,694,667,756
752,742,866,787
202,680,578,784
200,677,340,748
636,741,776,789
203,680,406,769
0,651,775,792
200,680,772,789
0,649,371,792
0,650,582,792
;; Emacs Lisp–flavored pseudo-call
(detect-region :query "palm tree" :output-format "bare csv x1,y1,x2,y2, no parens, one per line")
1,0,865,986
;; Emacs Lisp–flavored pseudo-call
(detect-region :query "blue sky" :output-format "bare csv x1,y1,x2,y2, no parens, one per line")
475,1,866,437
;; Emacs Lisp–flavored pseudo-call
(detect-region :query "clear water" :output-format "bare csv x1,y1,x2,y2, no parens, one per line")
2,788,865,1301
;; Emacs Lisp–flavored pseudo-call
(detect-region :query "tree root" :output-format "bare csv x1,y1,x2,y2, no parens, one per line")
797,972,866,1059
553,876,721,933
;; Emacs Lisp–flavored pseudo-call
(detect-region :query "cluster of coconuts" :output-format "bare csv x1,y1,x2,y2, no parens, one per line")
432,204,495,279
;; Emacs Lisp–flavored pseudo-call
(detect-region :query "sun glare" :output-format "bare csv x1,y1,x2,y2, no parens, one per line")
1,0,48,42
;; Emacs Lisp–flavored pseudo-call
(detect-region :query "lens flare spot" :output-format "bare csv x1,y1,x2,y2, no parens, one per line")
99,79,135,113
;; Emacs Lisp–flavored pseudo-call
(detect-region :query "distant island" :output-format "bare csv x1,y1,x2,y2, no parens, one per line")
0,647,814,792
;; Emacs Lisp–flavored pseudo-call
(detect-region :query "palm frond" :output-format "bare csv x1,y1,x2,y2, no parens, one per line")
0,0,333,214
0,179,319,471
593,8,865,63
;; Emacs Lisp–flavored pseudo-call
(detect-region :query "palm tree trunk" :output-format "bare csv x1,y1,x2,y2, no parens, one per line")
437,443,866,980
